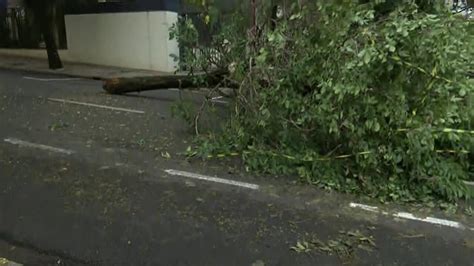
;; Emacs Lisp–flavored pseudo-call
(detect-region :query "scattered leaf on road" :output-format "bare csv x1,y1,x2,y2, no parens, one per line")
161,151,171,159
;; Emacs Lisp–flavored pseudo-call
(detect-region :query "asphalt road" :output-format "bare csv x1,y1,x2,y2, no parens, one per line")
0,69,473,266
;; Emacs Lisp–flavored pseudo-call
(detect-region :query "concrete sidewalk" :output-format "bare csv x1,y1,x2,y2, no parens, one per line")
0,54,165,80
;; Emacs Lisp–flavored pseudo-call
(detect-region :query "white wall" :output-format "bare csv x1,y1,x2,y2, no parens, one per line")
65,11,179,72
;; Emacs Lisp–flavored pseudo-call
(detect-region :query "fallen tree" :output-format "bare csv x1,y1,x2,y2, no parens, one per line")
103,70,232,95
172,1,474,203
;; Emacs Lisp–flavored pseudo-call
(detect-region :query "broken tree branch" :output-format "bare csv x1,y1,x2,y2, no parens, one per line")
103,70,232,95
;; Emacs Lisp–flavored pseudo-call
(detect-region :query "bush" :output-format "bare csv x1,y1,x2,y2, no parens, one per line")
174,0,474,202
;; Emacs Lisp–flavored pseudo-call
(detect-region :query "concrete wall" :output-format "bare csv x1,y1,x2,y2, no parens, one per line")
65,11,179,72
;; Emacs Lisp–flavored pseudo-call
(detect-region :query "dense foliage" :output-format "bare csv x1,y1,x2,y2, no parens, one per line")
173,0,474,202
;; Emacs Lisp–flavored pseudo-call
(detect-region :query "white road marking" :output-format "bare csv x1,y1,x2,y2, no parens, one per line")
24,76,82,82
4,138,74,155
164,169,260,190
350,202,470,230
349,203,379,213
393,212,465,229
47,98,145,114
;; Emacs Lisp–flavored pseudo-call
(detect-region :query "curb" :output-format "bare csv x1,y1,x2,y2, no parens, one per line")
0,64,103,81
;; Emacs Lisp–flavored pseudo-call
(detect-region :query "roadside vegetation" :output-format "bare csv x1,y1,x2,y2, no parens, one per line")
171,0,474,203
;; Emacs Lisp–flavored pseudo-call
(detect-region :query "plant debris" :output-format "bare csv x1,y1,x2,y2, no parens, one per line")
291,230,376,262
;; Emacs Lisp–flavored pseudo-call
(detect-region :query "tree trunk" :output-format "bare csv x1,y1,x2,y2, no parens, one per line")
103,71,232,95
35,0,63,69
43,28,63,69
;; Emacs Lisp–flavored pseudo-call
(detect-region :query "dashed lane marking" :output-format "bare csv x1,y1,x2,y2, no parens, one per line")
164,169,260,190
47,98,145,114
4,138,75,155
393,212,465,229
350,202,471,230
349,202,379,213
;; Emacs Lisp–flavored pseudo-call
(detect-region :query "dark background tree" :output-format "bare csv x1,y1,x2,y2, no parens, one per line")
24,0,62,69
0,2,9,47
